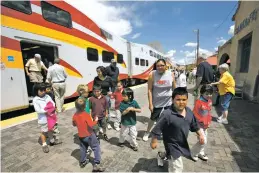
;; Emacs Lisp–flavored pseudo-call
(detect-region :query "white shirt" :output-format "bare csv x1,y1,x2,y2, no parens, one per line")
47,64,67,83
33,95,54,124
177,73,187,87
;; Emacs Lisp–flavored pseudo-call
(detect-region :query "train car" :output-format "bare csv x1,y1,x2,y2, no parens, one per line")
1,0,165,113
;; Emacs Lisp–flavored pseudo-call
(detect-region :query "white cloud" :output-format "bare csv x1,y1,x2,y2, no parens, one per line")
184,42,197,47
131,33,141,39
184,48,213,58
214,47,218,51
217,37,227,45
166,49,176,57
65,0,142,36
228,25,235,35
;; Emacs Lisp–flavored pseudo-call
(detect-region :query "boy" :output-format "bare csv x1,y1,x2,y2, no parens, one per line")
110,81,124,131
191,85,213,161
33,83,61,153
150,88,205,172
72,98,105,171
89,85,109,141
118,88,141,151
77,84,90,114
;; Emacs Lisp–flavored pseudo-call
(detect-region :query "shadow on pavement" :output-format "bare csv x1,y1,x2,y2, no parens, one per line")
137,116,150,124
131,158,168,172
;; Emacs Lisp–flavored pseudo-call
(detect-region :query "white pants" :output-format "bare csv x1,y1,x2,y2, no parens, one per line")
110,110,121,128
119,125,138,147
191,128,208,156
168,156,183,173
52,83,66,113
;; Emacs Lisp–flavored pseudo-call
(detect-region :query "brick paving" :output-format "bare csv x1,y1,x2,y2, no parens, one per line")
1,84,259,172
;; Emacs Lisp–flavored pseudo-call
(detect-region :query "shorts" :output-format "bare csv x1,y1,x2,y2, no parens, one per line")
29,71,43,83
150,106,170,121
38,123,48,133
220,93,233,111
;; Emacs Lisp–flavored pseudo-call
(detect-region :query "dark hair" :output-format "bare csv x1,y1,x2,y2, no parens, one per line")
153,59,167,70
75,97,86,112
122,88,134,102
96,66,107,76
93,84,102,91
172,87,188,99
200,85,213,95
33,83,46,96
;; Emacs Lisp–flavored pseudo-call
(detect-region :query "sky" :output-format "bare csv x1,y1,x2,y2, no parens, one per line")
65,0,237,65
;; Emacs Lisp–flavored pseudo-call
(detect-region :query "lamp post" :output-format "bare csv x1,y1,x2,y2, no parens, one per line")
194,29,199,65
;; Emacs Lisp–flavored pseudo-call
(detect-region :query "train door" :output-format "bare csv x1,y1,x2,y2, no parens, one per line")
20,41,58,100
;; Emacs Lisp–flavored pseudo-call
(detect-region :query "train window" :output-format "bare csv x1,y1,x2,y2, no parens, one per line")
117,54,123,64
41,1,72,28
146,60,149,66
100,28,113,40
1,1,32,14
149,50,153,56
153,52,157,58
87,47,98,62
140,59,145,66
102,51,114,63
135,58,139,65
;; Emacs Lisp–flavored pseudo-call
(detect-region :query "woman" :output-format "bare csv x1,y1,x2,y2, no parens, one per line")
93,66,114,129
210,63,235,124
143,59,177,142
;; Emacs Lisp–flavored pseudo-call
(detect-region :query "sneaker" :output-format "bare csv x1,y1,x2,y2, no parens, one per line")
217,118,228,124
42,145,49,153
115,127,120,131
191,155,198,162
80,159,89,168
154,122,157,125
103,134,109,141
157,152,164,167
198,154,208,161
99,128,103,134
50,139,62,146
118,142,125,147
93,164,105,172
142,132,150,142
131,146,138,151
107,124,112,130
217,115,223,121
86,149,92,155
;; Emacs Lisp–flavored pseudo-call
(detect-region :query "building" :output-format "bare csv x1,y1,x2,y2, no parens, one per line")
218,1,259,101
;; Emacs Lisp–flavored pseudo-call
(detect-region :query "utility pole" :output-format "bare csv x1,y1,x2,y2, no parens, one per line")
196,29,199,65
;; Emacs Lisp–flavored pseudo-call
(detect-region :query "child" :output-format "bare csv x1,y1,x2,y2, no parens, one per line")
45,83,55,102
118,88,141,151
77,84,90,114
177,68,187,90
72,98,105,172
110,81,124,131
33,83,61,153
191,85,213,161
89,84,109,141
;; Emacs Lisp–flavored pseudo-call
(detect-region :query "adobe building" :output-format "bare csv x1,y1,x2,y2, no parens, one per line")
218,1,259,101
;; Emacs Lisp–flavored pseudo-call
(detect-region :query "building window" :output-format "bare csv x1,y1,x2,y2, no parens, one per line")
87,48,98,62
149,50,153,56
1,1,32,14
240,34,252,73
41,1,72,28
135,58,139,65
102,51,114,63
101,29,113,40
117,54,123,64
146,60,149,66
140,59,145,66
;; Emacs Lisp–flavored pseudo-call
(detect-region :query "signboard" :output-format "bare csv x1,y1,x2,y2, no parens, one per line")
7,56,14,62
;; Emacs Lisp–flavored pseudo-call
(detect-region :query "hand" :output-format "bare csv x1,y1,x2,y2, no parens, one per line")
199,134,205,145
95,116,99,121
149,104,154,113
150,141,157,149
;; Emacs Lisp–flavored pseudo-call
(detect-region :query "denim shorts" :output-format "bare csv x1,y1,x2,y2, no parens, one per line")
220,93,233,111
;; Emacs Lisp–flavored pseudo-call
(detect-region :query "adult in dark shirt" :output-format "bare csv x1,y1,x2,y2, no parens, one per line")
106,59,119,91
194,54,214,100
150,88,204,173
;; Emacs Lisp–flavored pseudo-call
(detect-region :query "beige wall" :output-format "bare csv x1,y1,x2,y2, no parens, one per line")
218,1,259,100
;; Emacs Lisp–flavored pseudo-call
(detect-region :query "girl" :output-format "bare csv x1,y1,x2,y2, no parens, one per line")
118,88,141,151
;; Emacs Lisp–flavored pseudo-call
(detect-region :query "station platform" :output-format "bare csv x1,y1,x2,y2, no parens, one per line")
1,84,259,172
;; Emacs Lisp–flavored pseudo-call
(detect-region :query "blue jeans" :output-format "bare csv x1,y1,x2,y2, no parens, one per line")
79,134,101,164
220,93,233,111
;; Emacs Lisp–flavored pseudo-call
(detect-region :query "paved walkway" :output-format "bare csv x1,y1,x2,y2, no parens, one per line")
1,84,259,172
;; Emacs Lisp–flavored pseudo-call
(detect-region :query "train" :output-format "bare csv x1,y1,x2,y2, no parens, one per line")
1,0,174,113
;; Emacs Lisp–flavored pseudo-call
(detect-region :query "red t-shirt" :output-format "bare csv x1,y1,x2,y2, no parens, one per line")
193,97,212,129
112,89,123,110
72,111,97,138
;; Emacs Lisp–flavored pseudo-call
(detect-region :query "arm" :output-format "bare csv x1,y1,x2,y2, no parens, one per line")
72,120,76,127
46,69,52,83
63,67,67,79
33,101,47,114
41,62,48,72
85,114,98,127
132,100,141,113
195,64,204,89
172,72,177,89
196,129,205,145
148,72,154,112
25,67,30,76
150,114,167,149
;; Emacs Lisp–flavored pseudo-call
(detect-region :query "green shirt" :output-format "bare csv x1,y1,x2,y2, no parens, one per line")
119,100,140,126
79,96,90,114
